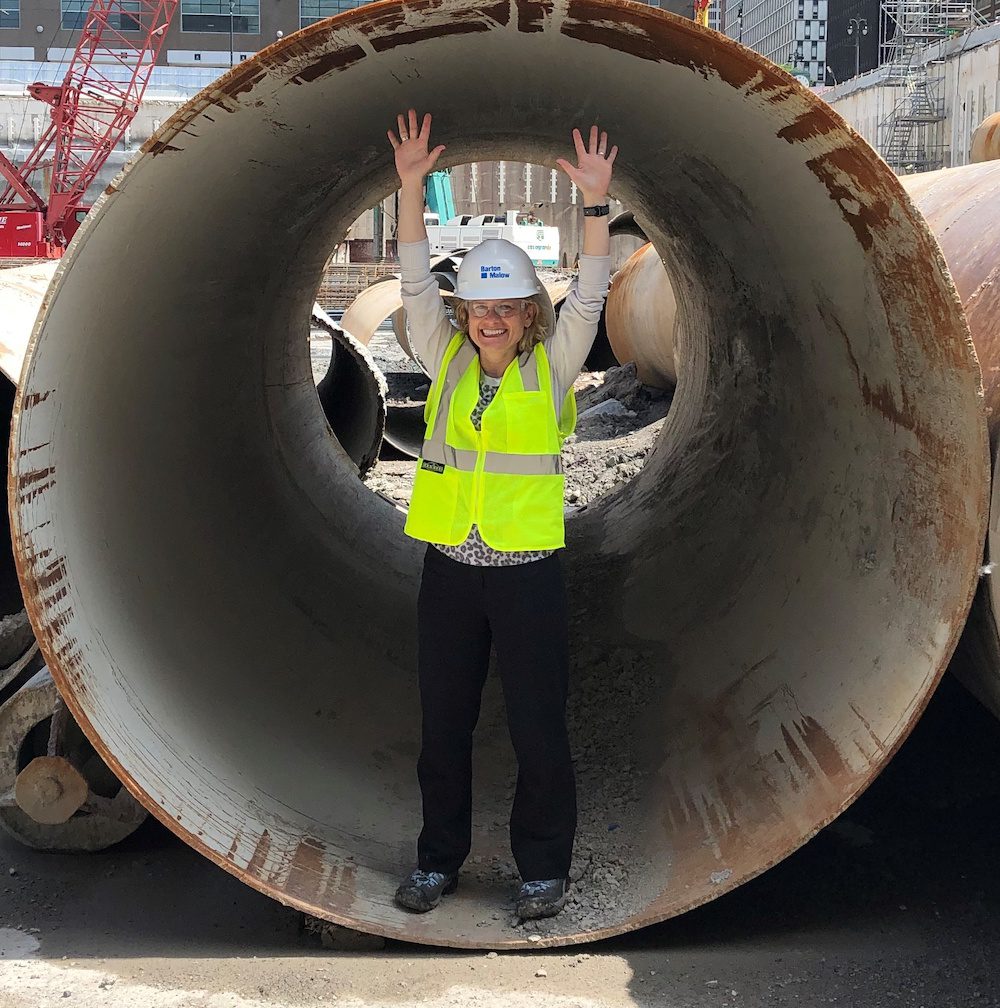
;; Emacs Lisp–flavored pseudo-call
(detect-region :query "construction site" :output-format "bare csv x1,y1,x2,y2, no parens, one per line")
1,0,1000,1004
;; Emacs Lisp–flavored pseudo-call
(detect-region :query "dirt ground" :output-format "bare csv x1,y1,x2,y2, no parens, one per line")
1,675,999,1008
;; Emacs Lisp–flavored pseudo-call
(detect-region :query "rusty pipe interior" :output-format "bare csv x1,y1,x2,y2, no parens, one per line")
9,1,988,949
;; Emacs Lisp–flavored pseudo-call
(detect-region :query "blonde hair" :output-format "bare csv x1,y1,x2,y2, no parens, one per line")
453,294,550,355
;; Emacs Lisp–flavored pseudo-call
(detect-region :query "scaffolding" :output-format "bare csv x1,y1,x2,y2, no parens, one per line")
876,0,984,172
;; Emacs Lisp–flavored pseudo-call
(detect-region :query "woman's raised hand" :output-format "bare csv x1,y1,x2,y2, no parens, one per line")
388,109,446,187
556,126,618,204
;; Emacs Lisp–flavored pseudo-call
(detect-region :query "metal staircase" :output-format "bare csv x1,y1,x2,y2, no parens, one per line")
877,0,985,172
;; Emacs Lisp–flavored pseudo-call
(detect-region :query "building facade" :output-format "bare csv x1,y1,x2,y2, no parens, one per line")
0,0,694,66
724,0,828,85
0,0,368,66
825,0,881,83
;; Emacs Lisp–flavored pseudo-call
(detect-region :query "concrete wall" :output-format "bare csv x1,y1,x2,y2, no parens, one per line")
821,20,1000,168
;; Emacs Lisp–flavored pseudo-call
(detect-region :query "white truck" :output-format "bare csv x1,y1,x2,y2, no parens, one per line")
422,210,560,268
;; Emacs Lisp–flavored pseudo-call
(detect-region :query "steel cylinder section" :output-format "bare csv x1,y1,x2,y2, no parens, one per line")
604,243,678,389
8,0,988,949
971,111,1000,164
311,305,386,477
900,162,1000,435
899,162,1000,720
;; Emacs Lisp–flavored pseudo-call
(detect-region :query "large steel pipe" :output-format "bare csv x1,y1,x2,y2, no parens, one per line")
610,165,1000,716
971,111,1000,164
310,305,386,477
899,162,1000,718
605,242,678,388
9,1,987,948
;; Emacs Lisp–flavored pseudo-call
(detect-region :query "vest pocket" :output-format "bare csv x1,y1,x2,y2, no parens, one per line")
515,473,565,548
406,464,470,544
478,472,565,550
490,391,556,455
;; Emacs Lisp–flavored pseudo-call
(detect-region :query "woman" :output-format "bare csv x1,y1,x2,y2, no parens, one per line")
388,109,616,921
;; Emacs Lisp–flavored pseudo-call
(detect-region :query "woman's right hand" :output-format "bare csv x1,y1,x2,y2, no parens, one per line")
388,109,446,187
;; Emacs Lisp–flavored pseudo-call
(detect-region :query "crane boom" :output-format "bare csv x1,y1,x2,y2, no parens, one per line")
0,0,179,258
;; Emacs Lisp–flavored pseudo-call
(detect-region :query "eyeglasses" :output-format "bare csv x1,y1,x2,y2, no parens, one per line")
468,301,525,318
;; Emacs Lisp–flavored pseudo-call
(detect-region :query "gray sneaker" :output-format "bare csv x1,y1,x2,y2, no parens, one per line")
516,878,569,920
394,869,458,913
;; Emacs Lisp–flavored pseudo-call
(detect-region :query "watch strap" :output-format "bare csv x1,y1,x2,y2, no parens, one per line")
582,203,610,217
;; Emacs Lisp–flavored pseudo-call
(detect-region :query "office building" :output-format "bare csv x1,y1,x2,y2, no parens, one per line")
724,0,828,85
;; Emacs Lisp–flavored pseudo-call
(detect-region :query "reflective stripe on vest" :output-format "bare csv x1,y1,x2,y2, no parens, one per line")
404,332,575,551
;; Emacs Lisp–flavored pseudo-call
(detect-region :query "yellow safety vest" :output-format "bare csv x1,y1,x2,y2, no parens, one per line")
405,332,577,551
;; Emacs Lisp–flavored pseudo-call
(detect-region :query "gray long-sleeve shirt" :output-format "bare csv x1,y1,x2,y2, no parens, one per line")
398,238,611,563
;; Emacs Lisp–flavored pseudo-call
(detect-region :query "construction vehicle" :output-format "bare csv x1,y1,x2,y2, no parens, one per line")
0,0,179,258
424,210,560,267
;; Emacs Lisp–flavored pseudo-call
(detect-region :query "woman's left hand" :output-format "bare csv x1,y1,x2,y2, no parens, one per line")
556,126,618,205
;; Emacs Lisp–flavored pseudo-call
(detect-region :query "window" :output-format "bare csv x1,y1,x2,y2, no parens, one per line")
300,0,366,28
182,0,260,34
0,0,19,29
62,0,141,31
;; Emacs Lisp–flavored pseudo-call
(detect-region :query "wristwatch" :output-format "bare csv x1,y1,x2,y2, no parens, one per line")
582,203,610,217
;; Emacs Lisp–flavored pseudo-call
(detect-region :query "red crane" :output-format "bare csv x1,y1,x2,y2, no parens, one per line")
0,0,179,258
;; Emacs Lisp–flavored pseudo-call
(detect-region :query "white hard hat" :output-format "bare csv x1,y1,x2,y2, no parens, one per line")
454,239,555,336
455,239,544,300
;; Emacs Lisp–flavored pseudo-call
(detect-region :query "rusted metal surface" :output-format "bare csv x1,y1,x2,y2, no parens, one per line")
7,0,987,948
899,162,1000,719
604,242,678,389
0,670,147,850
900,163,1000,435
971,111,1000,164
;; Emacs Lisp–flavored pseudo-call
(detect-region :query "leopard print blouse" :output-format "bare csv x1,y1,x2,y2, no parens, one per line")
431,372,556,567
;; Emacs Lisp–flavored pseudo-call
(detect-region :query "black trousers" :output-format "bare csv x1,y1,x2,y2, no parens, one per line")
415,544,577,881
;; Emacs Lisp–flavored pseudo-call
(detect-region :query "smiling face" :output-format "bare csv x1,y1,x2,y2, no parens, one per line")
465,298,538,361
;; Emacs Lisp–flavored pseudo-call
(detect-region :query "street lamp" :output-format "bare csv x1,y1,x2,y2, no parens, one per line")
229,0,235,68
846,17,868,78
